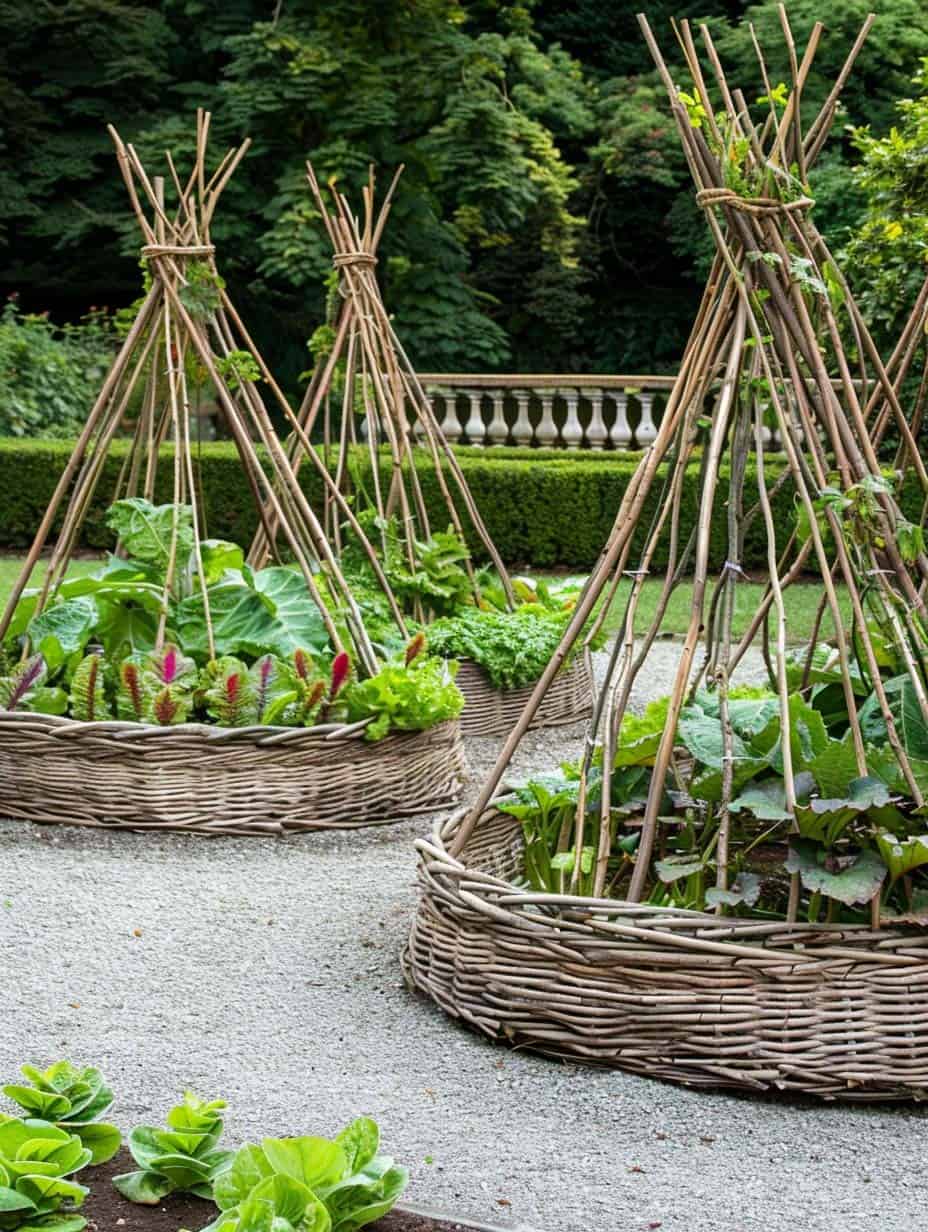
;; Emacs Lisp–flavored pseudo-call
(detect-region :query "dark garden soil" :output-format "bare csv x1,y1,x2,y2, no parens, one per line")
83,1148,493,1231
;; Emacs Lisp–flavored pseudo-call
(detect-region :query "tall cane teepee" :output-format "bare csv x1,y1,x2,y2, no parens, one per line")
447,9,928,912
248,163,515,619
0,112,402,677
0,111,468,835
405,11,928,1098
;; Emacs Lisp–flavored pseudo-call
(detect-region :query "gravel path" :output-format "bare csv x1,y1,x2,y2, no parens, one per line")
2,642,927,1232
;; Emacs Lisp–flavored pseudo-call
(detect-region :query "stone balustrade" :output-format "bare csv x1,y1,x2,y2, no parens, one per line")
417,373,677,449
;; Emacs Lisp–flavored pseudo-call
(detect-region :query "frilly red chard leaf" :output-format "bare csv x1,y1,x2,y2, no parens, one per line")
0,654,47,711
70,653,110,722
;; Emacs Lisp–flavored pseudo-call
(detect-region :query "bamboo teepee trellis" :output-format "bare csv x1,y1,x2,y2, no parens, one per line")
404,9,928,1098
0,111,467,834
0,112,408,677
248,162,515,619
445,8,928,906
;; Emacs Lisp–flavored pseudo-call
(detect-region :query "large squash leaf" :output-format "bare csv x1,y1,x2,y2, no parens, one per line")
785,839,885,906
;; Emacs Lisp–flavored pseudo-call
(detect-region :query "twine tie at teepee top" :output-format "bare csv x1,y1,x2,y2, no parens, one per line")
333,250,378,270
695,187,814,216
140,243,216,260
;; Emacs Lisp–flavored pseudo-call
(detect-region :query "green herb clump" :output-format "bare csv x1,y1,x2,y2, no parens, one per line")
113,1092,233,1205
201,1116,408,1232
345,639,463,741
3,1061,121,1165
426,602,590,690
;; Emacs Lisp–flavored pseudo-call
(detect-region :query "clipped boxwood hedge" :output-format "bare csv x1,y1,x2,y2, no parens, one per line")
0,437,922,571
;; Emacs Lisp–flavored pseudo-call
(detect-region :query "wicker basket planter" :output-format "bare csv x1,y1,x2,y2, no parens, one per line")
0,712,466,836
453,656,593,739
404,803,928,1101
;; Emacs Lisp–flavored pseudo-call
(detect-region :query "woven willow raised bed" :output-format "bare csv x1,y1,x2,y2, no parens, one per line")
454,656,593,739
0,712,465,836
404,803,928,1101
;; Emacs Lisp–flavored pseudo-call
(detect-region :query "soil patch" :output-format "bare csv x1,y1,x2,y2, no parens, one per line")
81,1148,493,1231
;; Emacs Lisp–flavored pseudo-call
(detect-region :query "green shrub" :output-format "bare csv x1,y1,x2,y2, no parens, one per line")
0,439,923,570
0,301,118,438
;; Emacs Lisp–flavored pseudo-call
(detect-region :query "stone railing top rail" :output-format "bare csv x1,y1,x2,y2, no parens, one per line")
418,372,677,390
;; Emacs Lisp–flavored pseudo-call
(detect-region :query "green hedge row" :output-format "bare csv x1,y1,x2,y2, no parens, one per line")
0,437,922,571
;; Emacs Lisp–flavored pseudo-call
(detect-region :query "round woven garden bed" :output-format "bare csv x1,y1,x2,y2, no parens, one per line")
404,803,928,1101
454,655,593,739
0,712,466,835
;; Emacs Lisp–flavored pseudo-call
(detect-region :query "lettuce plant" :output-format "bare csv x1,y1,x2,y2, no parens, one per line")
345,652,463,741
0,1117,91,1231
2,1061,120,1164
202,1117,408,1232
113,1092,233,1205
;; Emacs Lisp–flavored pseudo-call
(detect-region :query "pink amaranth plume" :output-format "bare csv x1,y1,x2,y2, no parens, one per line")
161,645,178,684
330,651,350,699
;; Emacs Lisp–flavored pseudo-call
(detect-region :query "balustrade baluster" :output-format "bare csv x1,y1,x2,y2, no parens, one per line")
585,388,607,449
462,389,485,446
486,389,508,446
636,391,657,446
437,390,461,444
560,388,583,449
536,391,558,447
612,392,631,448
511,391,533,446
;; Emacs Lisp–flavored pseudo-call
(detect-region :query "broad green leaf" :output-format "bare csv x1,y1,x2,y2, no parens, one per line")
875,832,928,882
106,498,194,576
654,857,704,883
0,1186,36,1213
729,776,807,821
175,581,283,661
859,675,928,761
325,1157,409,1231
794,777,890,846
705,873,761,909
251,568,330,657
261,1137,346,1194
111,1168,176,1204
807,736,862,799
333,1120,379,1182
68,1121,120,1165
2,1088,71,1121
214,1144,274,1212
615,697,670,767
26,599,97,671
751,694,828,773
199,540,245,586
785,840,886,906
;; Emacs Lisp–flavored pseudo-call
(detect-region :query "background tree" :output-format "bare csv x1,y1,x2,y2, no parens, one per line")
2,0,928,386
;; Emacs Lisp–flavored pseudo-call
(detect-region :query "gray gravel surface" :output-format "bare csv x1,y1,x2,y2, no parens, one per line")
3,641,927,1232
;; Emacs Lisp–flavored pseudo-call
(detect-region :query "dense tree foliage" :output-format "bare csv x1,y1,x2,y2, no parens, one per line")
1,0,927,384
